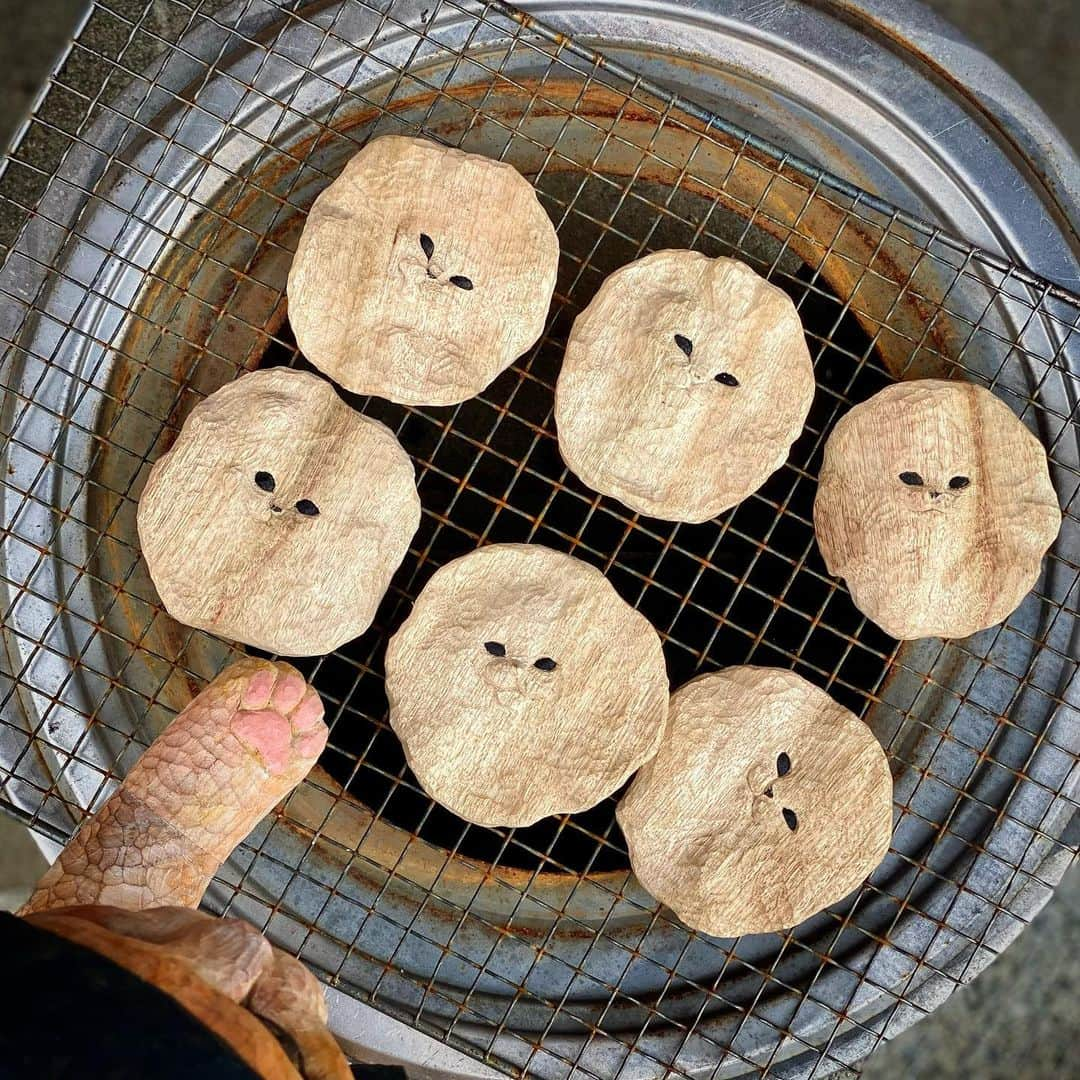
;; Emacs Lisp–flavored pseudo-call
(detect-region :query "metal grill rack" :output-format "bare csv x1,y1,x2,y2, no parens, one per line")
0,1,1077,1077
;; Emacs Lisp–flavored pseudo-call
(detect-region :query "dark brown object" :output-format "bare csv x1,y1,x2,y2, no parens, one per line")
27,909,303,1080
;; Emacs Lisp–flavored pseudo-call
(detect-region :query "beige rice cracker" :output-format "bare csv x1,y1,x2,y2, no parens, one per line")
385,543,669,827
555,251,814,522
287,135,560,406
617,666,893,938
813,379,1060,640
137,367,420,655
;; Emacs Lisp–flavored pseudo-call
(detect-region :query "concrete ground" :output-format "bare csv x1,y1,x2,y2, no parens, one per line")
0,815,44,912
0,1,1076,1077
920,0,1079,152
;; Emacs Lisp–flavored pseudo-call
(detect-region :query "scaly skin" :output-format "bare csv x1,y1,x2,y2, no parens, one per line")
20,658,327,914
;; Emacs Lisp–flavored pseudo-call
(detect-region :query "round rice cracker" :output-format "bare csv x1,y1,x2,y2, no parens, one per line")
137,368,420,656
814,380,1061,640
385,544,669,827
555,251,814,523
287,135,559,406
617,667,893,938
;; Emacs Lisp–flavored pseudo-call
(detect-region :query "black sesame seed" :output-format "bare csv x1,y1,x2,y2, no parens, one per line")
534,657,557,671
484,641,506,657
674,333,693,358
782,807,799,832
419,233,435,259
714,372,739,387
295,499,319,517
776,752,791,777
899,471,924,486
949,475,970,490
255,471,275,493
449,275,473,290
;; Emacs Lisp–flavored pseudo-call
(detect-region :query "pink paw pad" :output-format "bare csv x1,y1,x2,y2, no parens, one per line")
240,668,277,711
270,670,307,714
292,690,325,734
295,728,328,761
232,709,294,773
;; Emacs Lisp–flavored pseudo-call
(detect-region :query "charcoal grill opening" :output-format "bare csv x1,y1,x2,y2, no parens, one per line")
251,251,895,876
80,97,916,878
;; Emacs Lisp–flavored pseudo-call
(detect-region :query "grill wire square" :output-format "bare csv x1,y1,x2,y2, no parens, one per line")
0,1,1078,1078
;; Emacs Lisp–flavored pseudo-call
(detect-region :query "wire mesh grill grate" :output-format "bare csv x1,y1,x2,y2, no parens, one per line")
0,1,1077,1077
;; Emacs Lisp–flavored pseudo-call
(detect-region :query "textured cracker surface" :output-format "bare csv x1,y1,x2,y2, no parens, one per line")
137,367,420,655
617,666,893,938
555,251,814,522
813,380,1061,640
288,135,559,406
386,544,670,826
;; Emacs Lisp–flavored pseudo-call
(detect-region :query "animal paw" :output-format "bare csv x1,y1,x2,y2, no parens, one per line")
229,661,327,776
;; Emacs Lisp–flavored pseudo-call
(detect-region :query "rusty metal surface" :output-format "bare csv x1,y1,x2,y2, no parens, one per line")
1,2,1077,1078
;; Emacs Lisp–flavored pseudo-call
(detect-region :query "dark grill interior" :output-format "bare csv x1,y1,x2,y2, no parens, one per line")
258,253,896,875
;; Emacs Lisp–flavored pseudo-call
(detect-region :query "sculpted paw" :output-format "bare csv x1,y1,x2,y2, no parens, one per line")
231,662,327,775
